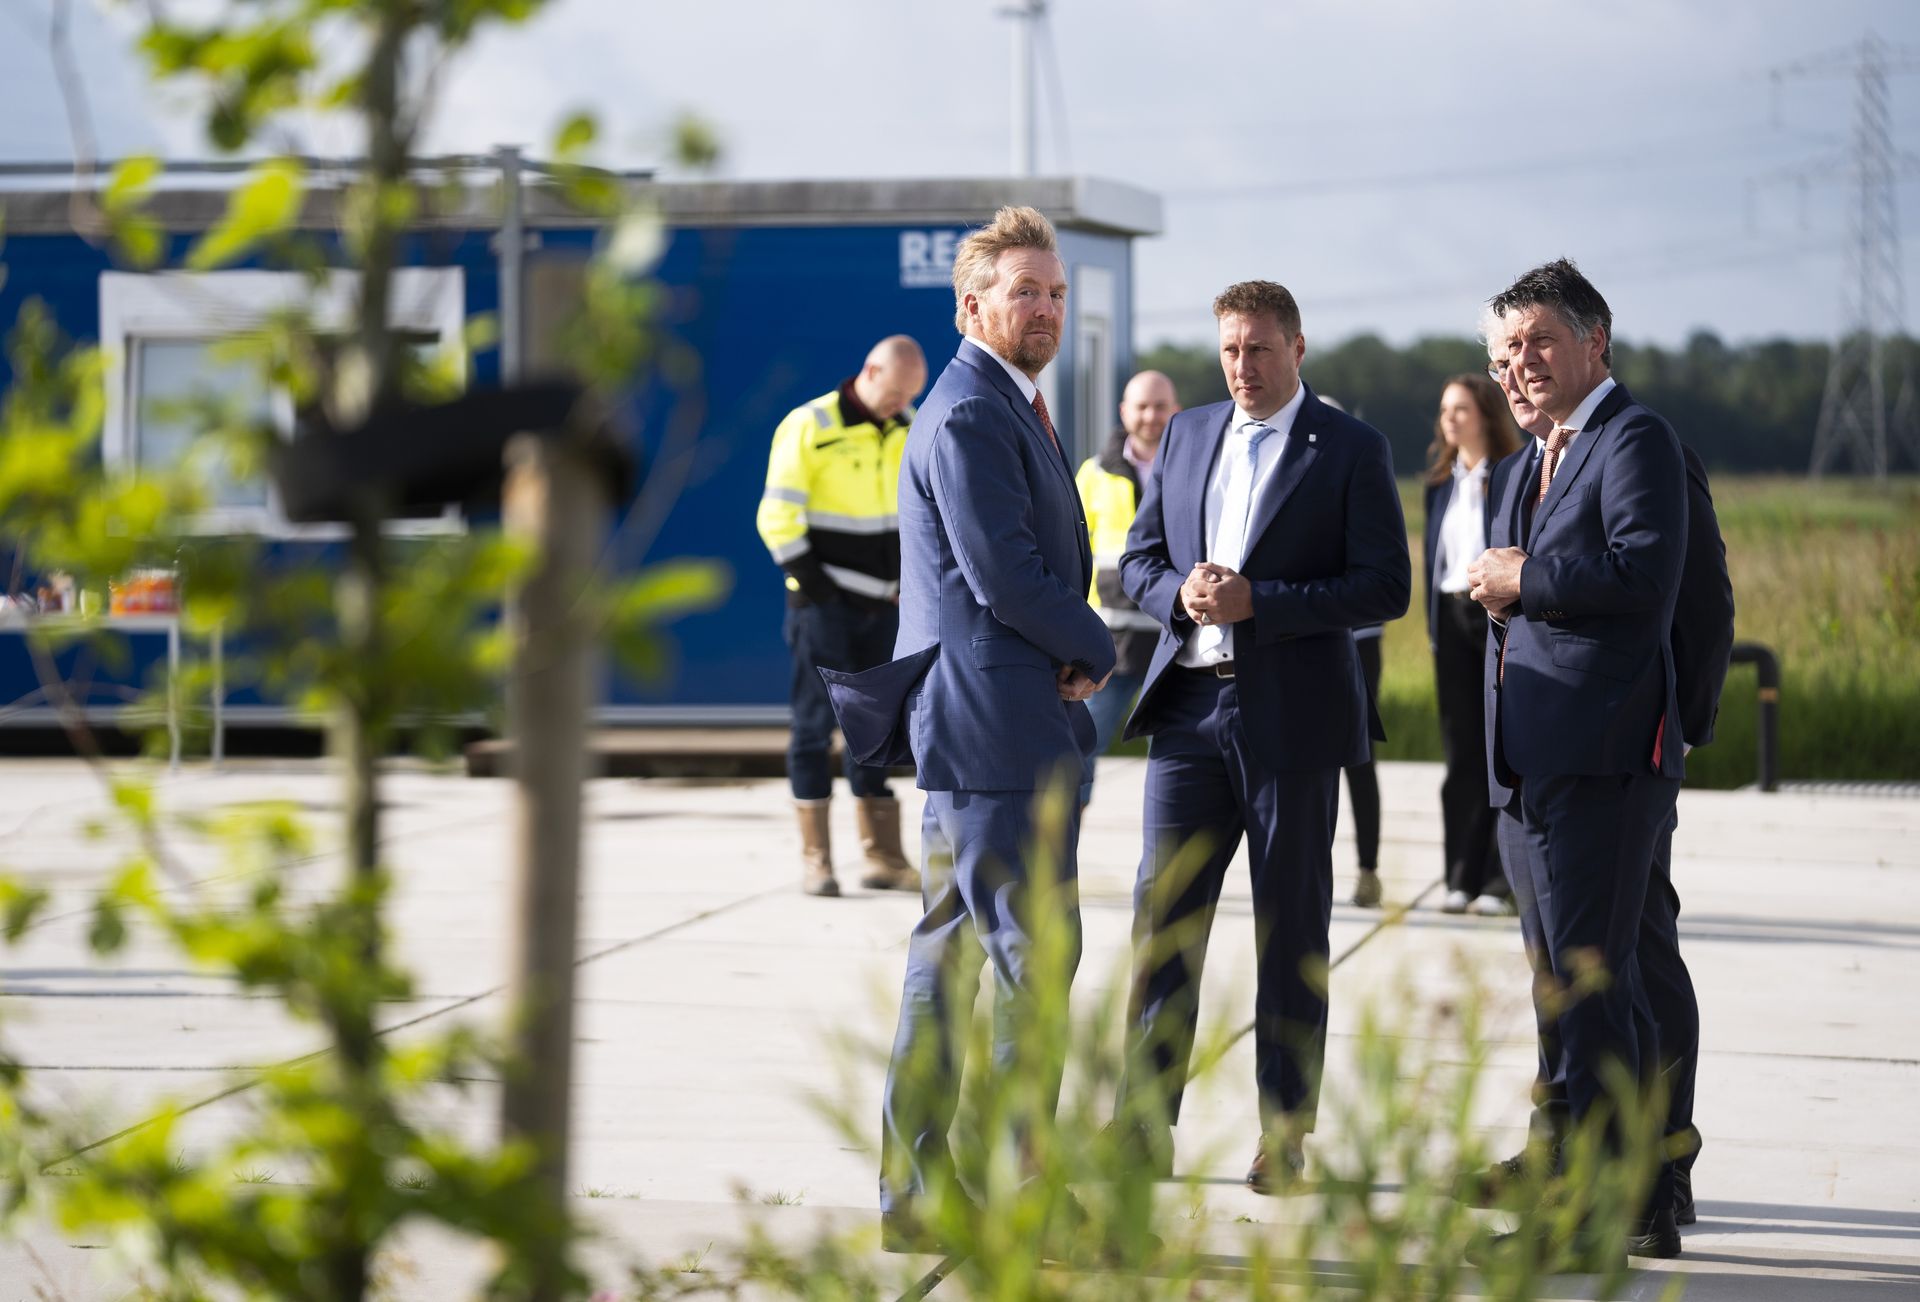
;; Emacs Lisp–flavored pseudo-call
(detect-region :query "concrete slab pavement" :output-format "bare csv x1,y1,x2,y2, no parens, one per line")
0,756,1910,1298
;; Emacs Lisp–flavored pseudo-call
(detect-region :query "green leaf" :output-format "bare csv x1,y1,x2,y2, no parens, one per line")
88,896,128,955
0,879,50,941
552,112,596,159
187,159,304,270
614,559,731,626
103,155,161,213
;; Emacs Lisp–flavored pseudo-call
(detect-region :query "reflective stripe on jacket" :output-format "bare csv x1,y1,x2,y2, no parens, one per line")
755,388,910,603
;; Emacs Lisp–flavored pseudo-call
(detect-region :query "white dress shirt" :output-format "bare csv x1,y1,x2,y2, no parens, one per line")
1435,456,1490,595
1537,374,1616,457
964,336,1036,404
1177,382,1308,667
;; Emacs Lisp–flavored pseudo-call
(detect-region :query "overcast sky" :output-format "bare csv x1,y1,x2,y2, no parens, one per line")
7,0,1920,351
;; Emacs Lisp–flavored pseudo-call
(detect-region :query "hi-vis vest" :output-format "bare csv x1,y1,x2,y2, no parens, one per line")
756,390,909,602
1074,454,1159,632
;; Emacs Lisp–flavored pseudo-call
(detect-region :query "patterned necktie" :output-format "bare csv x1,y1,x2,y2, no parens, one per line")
1196,421,1273,659
1500,427,1577,685
1031,391,1061,457
1536,425,1574,505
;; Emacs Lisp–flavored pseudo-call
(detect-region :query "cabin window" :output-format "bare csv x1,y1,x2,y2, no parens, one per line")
99,268,467,537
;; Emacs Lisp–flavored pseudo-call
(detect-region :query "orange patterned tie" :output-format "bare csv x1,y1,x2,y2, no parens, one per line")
1536,425,1574,504
1032,391,1061,457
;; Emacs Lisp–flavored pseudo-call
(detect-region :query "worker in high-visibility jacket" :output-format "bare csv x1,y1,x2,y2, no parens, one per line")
757,336,928,897
1074,369,1180,806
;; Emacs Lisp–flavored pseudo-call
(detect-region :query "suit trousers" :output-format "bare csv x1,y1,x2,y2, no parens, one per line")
879,788,1083,1211
1499,770,1679,1214
1511,805,1701,1174
1342,636,1382,870
1116,669,1339,1134
1435,593,1506,897
783,599,898,802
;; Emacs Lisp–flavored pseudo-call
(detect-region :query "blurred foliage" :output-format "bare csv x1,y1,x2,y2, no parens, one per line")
605,780,1670,1299
0,0,728,1298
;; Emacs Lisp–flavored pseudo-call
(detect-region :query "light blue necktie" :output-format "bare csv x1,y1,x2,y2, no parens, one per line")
1196,420,1273,658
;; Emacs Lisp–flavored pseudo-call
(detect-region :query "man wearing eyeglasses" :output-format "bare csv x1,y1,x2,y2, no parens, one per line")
1465,258,1693,1270
1463,297,1734,1261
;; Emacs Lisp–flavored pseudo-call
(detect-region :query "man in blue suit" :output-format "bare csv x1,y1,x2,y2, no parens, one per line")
1109,280,1410,1192
820,206,1115,1251
1460,296,1735,1239
1467,259,1694,1265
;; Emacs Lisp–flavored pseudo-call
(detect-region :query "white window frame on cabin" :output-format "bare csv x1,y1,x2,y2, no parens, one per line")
99,268,468,538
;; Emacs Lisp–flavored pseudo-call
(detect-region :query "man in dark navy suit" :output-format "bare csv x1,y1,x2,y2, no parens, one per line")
1461,297,1735,1238
1466,259,1695,1265
821,206,1116,1252
1108,280,1410,1192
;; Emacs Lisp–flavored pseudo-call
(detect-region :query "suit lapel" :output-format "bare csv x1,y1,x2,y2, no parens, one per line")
1186,405,1233,563
1526,383,1628,549
1495,446,1534,550
1428,474,1455,581
956,342,1073,488
1241,387,1323,554
955,342,1087,589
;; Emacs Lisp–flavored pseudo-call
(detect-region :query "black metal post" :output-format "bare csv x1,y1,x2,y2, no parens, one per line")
1729,642,1781,792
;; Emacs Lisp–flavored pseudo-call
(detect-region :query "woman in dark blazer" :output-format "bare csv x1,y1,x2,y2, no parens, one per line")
1424,374,1523,913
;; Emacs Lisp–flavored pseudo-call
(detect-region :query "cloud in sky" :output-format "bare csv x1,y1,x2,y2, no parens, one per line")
8,0,1919,349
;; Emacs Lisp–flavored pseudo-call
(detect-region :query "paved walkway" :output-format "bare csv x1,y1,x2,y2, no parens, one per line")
0,757,1913,1298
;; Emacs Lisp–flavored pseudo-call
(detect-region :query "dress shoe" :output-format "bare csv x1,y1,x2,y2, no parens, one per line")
880,1190,981,1255
1441,888,1473,914
1627,1207,1683,1258
1469,892,1516,917
1470,1206,1681,1272
1351,868,1383,908
1100,1118,1173,1179
1468,1218,1625,1274
1453,1145,1556,1207
1672,1167,1696,1226
1245,1135,1305,1196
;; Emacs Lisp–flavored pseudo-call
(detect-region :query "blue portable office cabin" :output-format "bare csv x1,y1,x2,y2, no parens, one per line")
0,165,1163,733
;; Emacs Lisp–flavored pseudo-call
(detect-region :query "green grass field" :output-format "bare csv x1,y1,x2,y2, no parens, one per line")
1375,474,1920,788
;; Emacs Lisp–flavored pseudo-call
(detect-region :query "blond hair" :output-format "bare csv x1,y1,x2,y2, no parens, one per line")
951,205,1059,334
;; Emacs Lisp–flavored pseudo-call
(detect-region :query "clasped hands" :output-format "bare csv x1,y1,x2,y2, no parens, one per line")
1181,561,1253,628
1056,664,1110,702
1466,547,1527,617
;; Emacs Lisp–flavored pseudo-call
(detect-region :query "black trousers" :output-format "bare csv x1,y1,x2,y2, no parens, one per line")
1118,671,1339,1132
1342,635,1381,871
1433,592,1507,897
1500,772,1680,1218
783,599,898,801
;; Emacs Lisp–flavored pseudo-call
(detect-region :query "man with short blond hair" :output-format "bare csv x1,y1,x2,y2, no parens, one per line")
1111,278,1409,1192
821,205,1115,1251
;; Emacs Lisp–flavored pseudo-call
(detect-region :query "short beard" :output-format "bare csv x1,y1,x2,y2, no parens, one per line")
984,316,1058,375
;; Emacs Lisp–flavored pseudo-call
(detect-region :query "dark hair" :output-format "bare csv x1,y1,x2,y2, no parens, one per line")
1488,257,1613,367
1212,280,1302,337
1424,373,1523,487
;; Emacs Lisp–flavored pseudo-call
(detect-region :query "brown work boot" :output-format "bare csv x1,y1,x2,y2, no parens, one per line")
795,800,839,897
855,796,920,892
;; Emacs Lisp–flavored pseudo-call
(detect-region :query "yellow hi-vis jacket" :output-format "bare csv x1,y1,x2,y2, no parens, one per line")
1076,432,1161,675
756,387,910,605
